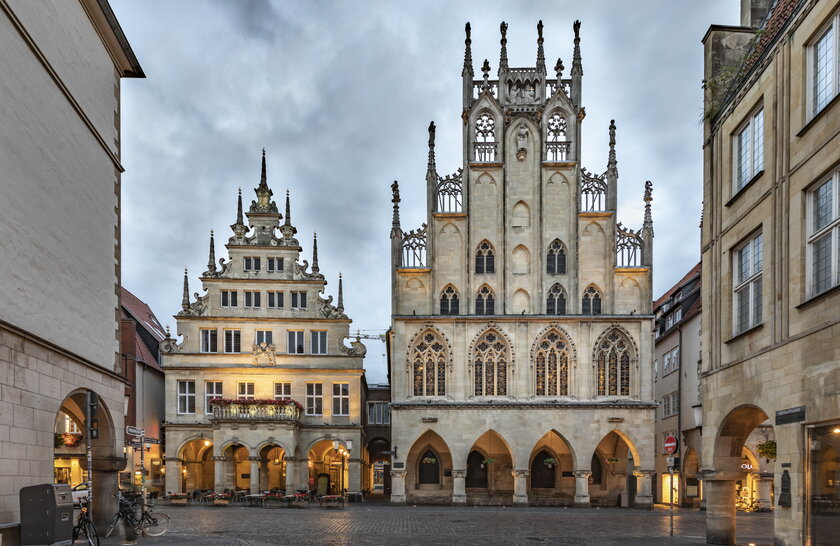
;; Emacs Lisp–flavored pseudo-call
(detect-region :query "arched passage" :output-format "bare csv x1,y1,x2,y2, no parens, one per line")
308,440,350,495
465,430,514,505
528,430,575,505
258,443,286,491
405,430,453,504
177,437,214,493
367,438,391,495
591,430,639,507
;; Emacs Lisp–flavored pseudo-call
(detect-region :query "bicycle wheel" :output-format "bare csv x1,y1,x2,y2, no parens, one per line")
141,511,170,537
83,519,100,546
103,513,121,538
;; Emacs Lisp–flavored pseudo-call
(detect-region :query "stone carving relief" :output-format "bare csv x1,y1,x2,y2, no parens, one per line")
339,336,368,356
318,294,346,319
516,124,529,160
252,342,276,366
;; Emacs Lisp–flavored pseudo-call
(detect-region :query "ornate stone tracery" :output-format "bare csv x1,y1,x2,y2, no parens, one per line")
531,327,574,396
593,326,637,397
408,328,449,397
469,327,513,397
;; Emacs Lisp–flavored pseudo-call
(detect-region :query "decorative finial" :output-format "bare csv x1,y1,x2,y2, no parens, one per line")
572,20,583,76
312,232,319,274
165,324,171,338
236,188,243,225
337,272,344,312
499,22,508,72
607,120,618,176
482,59,491,81
207,230,217,272
181,268,189,311
555,58,564,79
250,149,277,213
259,148,267,188
463,22,473,76
536,20,545,70
643,181,653,233
427,121,436,177
391,180,401,235
284,189,291,227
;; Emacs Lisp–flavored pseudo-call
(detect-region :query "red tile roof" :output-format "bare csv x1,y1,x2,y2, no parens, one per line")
654,262,701,310
121,286,166,341
135,332,162,371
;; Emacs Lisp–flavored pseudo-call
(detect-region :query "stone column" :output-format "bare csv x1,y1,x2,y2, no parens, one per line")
512,470,529,506
348,458,362,492
698,474,707,511
755,473,773,512
633,470,654,510
284,456,296,493
705,476,737,544
212,455,226,492
249,456,260,494
259,458,269,490
573,470,592,507
451,470,467,504
164,458,180,495
390,469,407,504
298,459,310,492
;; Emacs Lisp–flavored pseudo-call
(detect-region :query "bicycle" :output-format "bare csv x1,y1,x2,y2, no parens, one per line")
72,497,99,546
104,491,171,538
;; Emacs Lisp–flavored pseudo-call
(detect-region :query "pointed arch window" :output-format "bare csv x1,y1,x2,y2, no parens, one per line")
534,329,570,396
475,286,495,315
475,241,495,274
547,239,567,275
474,113,496,162
439,286,459,315
418,449,441,484
546,284,566,315
595,329,633,396
582,285,602,315
546,113,569,161
411,330,447,396
473,330,509,396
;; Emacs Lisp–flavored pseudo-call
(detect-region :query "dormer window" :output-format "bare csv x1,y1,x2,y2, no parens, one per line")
244,257,261,271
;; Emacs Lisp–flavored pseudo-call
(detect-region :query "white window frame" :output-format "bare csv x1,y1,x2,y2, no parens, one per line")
267,291,283,309
332,383,350,416
237,382,255,400
367,402,390,425
205,381,223,415
200,329,217,353
177,380,195,414
310,331,327,355
733,232,763,335
807,172,840,298
243,256,261,271
732,107,764,192
291,291,307,309
274,382,291,400
220,290,237,308
224,329,241,353
305,383,323,416
287,330,304,354
64,414,80,434
267,257,284,272
255,330,273,345
808,12,839,120
244,290,261,308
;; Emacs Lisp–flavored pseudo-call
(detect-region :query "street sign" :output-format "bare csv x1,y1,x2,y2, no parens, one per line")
126,426,144,437
664,435,678,455
143,438,160,444
666,456,675,468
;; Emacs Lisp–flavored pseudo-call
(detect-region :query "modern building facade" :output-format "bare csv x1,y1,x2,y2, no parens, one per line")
0,0,143,527
388,21,657,507
160,153,368,497
701,0,840,543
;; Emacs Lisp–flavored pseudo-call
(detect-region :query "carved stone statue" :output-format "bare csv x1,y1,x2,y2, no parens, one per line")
516,124,529,161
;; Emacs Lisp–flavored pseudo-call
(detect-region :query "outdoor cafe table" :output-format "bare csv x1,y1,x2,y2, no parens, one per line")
245,494,265,507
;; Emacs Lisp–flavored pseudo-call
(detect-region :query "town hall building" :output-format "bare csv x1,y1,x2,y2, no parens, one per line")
387,20,657,507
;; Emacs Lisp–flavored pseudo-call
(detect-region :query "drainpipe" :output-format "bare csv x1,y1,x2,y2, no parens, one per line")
677,323,683,507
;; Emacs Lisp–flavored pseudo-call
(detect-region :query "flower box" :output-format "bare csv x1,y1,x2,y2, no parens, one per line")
213,499,230,506
170,498,188,506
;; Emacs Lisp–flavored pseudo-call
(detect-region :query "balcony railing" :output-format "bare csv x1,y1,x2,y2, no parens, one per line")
209,401,301,422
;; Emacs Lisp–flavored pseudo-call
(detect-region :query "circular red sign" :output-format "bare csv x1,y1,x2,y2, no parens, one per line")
664,435,678,455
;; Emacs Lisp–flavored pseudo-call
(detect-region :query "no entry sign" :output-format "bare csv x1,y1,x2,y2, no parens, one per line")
664,435,678,455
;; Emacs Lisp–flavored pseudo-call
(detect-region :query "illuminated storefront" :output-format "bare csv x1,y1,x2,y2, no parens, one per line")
807,423,840,545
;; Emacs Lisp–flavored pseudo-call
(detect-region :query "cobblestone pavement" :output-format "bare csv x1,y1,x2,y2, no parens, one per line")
99,503,774,546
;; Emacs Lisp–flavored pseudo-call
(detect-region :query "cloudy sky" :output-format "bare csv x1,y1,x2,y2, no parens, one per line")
112,0,739,383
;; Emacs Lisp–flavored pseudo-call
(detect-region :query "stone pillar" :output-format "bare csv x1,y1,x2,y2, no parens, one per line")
698,474,707,511
259,458,269,490
573,470,592,507
755,473,773,512
298,459,310,492
348,458,362,492
512,470,529,506
390,469,407,504
284,457,296,493
633,470,654,510
451,470,467,504
212,455,226,493
164,458,180,495
705,476,737,544
249,456,260,494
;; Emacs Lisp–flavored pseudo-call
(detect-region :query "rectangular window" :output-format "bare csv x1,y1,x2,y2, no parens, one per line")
224,329,241,353
237,382,255,400
244,257,261,271
287,331,304,354
267,291,284,308
808,173,840,297
733,233,763,335
332,383,349,416
267,257,284,272
274,382,291,400
661,392,679,418
255,330,273,345
663,352,671,375
811,13,838,117
200,329,218,353
733,108,764,191
306,383,323,416
221,290,238,307
205,381,223,414
310,331,327,354
177,380,195,414
290,291,307,309
367,402,390,425
244,291,261,308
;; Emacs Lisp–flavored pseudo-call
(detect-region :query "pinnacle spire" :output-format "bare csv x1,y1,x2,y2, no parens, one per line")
312,232,319,274
572,20,583,76
207,230,217,272
607,120,618,176
462,22,473,76
259,148,267,189
284,189,291,227
536,20,545,71
391,180,401,237
643,181,653,233
337,272,344,312
236,188,243,225
181,268,189,311
250,149,277,214
427,121,436,178
499,22,508,73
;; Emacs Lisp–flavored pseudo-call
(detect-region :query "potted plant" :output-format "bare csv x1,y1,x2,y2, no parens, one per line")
421,456,437,464
168,493,189,506
210,492,231,506
481,457,496,468
756,440,776,463
543,457,558,469
607,457,620,464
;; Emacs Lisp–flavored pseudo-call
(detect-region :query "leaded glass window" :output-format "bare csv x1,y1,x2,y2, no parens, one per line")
411,331,447,396
475,241,495,274
582,285,602,315
547,239,566,274
534,329,571,396
595,329,633,396
473,330,509,396
440,286,459,315
546,284,566,315
475,286,495,315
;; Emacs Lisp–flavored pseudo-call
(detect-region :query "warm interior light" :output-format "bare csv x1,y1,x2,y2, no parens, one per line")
204,439,211,447
833,428,840,434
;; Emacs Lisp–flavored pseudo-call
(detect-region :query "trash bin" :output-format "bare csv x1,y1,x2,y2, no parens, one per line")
20,483,73,545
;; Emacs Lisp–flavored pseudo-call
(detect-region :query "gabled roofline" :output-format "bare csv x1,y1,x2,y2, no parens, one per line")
81,0,144,78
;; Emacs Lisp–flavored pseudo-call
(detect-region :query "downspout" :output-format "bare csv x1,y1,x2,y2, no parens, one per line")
677,323,683,506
